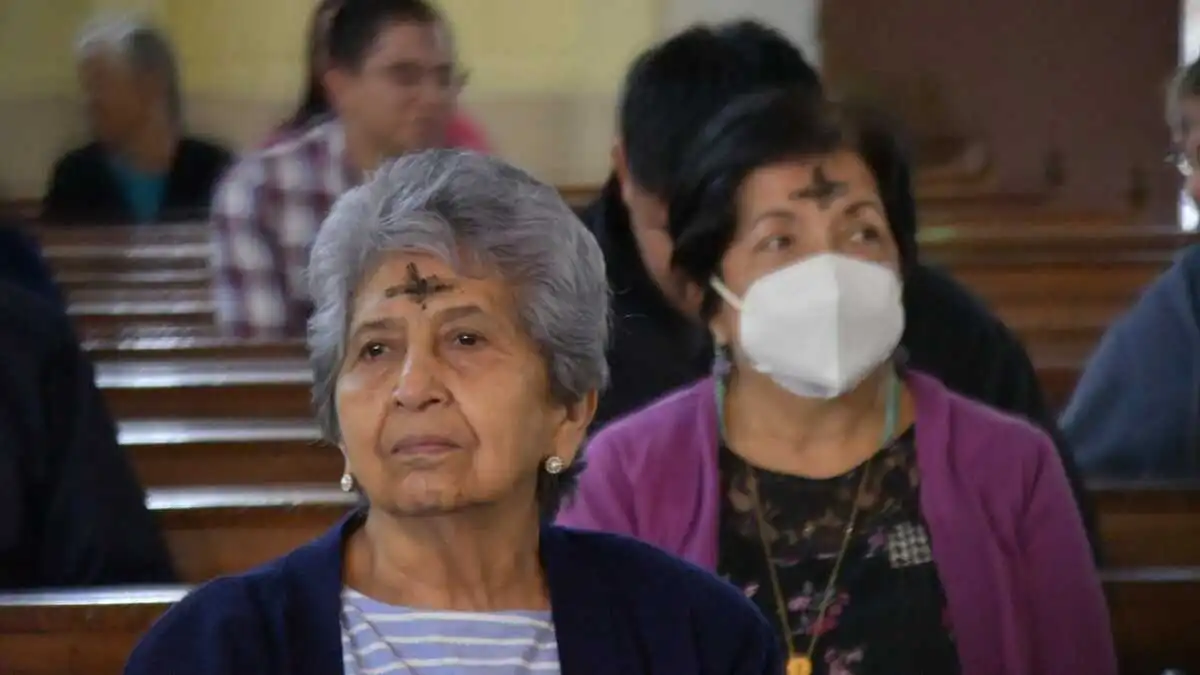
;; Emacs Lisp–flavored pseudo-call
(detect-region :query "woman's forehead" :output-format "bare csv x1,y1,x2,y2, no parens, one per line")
740,152,879,205
352,252,503,317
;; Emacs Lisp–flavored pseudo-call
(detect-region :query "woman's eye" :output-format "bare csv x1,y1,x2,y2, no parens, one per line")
851,225,884,243
359,342,387,360
451,332,483,347
760,234,793,252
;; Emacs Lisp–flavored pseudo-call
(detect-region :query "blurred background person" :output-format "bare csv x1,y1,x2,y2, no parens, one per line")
1060,57,1200,477
211,0,463,339
42,16,231,225
0,280,175,588
262,0,490,152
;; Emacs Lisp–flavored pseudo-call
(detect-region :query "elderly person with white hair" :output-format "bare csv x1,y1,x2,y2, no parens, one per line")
124,150,780,675
43,15,231,225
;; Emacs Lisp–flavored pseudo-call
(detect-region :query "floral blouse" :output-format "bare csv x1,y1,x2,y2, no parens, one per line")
717,427,961,675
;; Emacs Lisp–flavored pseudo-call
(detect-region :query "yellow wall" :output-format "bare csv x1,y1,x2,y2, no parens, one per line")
160,0,660,98
0,0,664,195
0,0,660,98
0,0,90,97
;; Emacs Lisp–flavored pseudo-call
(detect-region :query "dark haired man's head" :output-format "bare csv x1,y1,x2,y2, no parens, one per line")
667,89,912,325
1168,57,1200,203
611,20,821,315
323,0,460,164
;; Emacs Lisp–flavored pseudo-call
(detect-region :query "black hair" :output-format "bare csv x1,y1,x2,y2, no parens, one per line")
279,0,343,132
617,20,821,197
668,88,919,319
327,0,442,72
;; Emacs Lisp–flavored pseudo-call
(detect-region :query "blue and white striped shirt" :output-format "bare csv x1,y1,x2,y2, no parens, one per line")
340,588,561,674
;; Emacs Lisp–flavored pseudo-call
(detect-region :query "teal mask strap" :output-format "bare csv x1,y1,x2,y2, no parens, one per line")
715,371,901,447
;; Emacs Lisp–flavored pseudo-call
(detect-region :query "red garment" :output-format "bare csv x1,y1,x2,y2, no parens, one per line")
445,112,491,152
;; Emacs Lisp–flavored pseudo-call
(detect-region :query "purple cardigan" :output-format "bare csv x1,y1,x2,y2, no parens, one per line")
559,371,1116,675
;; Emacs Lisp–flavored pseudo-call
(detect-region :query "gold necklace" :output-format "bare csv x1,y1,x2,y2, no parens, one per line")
747,461,871,675
715,371,900,675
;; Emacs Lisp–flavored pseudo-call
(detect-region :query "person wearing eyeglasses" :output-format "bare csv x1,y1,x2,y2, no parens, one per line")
260,0,489,152
211,0,466,339
1059,58,1200,477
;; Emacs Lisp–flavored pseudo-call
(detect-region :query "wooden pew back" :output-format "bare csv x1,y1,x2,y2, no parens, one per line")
1,572,1196,675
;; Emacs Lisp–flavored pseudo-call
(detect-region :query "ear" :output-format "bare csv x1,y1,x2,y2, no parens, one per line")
612,140,636,202
707,291,736,348
551,390,598,466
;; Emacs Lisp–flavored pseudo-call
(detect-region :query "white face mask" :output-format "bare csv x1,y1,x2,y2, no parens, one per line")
711,253,905,399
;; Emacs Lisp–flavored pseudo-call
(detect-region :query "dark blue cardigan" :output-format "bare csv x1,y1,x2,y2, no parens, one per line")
124,512,782,674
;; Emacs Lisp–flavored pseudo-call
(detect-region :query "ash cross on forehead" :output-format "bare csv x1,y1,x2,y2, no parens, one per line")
789,165,848,210
386,262,456,309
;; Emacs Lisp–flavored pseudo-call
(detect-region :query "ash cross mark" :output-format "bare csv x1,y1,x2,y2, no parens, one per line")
789,165,847,210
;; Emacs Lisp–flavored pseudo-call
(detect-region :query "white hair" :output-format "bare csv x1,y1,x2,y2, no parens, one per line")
306,149,611,444
75,14,183,126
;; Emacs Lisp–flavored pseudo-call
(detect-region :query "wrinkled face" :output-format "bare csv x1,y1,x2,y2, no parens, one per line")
614,148,703,316
326,20,458,161
78,49,153,146
1176,97,1200,203
710,150,900,346
335,251,590,517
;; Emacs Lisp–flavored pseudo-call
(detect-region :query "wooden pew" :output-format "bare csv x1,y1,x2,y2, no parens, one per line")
133,479,1200,584
36,222,1193,279
57,269,210,292
1103,567,1200,674
94,340,1088,421
39,222,1185,348
1026,342,1089,411
1,571,1196,675
120,419,336,487
41,241,208,275
0,586,181,675
148,486,354,583
1093,480,1200,567
69,298,214,332
26,222,206,248
97,359,312,419
951,259,1161,305
86,334,306,361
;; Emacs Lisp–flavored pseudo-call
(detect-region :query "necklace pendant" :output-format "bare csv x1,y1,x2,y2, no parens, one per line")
787,656,813,675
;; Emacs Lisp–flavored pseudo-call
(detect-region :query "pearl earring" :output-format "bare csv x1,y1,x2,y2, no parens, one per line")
339,473,354,492
544,456,565,475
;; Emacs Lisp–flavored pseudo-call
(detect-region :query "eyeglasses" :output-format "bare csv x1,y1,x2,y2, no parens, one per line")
377,63,469,93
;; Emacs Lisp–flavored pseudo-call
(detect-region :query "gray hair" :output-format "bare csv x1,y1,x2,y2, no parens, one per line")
307,149,611,446
76,16,183,127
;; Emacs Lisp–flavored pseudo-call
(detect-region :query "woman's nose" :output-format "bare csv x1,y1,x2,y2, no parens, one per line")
391,352,447,411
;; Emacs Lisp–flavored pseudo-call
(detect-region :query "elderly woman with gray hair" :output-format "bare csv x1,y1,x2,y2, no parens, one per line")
43,15,231,225
124,150,779,675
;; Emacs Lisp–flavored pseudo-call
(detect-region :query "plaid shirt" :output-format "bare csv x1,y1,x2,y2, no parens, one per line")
211,121,358,338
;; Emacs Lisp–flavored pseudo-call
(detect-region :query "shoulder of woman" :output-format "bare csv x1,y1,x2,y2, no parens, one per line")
924,379,1058,483
125,575,270,672
555,527,759,611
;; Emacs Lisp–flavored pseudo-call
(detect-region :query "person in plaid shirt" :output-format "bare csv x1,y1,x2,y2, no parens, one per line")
211,0,462,337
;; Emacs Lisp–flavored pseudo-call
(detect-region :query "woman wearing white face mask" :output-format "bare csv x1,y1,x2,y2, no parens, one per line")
558,90,1114,675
